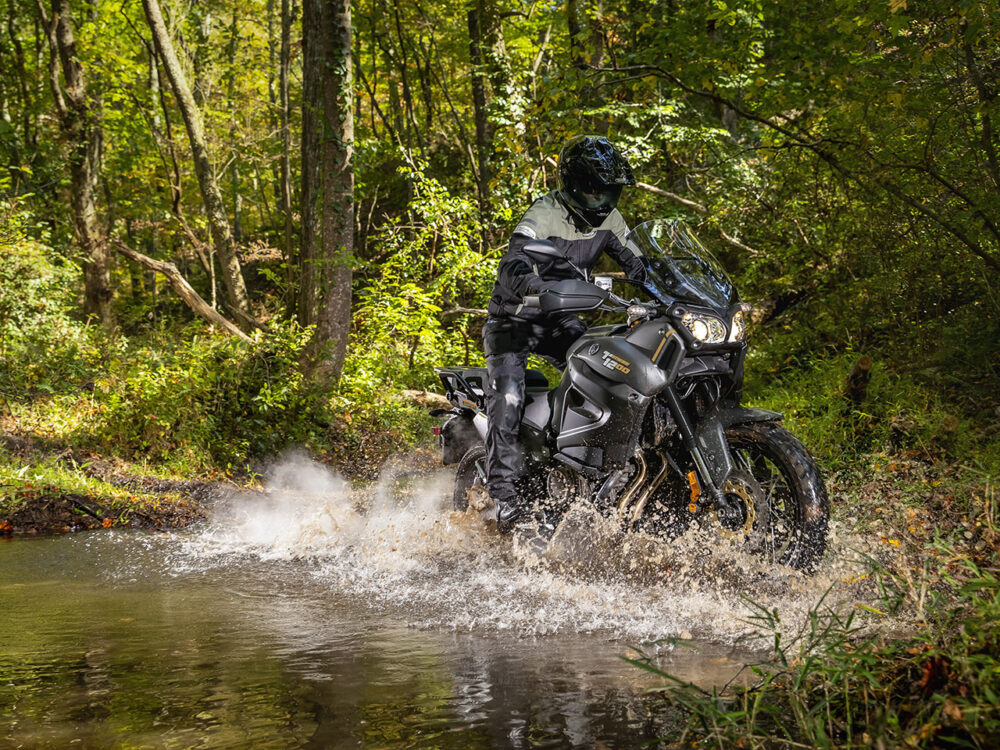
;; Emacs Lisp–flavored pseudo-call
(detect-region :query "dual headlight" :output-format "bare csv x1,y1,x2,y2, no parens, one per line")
680,306,751,344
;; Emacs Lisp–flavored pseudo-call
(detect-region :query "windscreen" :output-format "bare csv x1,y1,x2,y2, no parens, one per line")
626,219,737,307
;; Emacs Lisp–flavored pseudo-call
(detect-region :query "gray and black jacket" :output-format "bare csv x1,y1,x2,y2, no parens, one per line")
487,190,645,321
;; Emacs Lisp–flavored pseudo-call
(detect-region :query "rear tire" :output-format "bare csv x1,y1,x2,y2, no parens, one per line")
453,445,488,512
725,421,829,572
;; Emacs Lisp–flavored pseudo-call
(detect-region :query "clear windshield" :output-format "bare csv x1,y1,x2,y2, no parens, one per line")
626,219,737,307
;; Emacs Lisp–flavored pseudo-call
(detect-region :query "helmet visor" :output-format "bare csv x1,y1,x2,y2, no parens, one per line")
572,183,623,212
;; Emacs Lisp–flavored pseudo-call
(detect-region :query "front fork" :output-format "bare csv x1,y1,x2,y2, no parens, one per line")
660,385,738,517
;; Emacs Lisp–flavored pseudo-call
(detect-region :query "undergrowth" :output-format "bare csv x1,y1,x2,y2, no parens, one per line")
631,535,1000,748
0,445,181,516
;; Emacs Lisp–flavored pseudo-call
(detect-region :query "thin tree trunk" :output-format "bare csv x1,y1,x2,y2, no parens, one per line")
467,0,506,243
226,8,242,244
7,3,33,163
467,5,490,215
39,0,112,328
280,0,295,316
141,0,250,318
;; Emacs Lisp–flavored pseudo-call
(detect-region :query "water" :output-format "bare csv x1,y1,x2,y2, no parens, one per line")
0,455,876,748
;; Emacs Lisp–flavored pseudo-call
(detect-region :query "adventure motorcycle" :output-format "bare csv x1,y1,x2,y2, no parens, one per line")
432,219,829,572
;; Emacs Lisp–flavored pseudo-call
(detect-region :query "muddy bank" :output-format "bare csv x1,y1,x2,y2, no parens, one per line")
0,432,224,534
0,431,443,536
0,490,205,535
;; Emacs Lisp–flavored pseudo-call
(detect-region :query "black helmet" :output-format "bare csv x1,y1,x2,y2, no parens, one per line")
558,135,635,227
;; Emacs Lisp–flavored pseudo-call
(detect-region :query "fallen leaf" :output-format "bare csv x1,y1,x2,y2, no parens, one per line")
943,698,963,721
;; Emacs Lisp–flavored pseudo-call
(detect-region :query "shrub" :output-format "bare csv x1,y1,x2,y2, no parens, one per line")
93,321,330,468
0,199,103,397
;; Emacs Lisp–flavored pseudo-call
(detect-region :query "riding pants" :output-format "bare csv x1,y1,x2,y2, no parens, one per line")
481,314,586,502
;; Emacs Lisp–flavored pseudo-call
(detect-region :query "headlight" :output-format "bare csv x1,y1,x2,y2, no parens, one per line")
727,304,753,343
681,312,726,343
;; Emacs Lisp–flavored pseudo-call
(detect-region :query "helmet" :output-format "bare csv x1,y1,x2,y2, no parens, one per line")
558,135,635,227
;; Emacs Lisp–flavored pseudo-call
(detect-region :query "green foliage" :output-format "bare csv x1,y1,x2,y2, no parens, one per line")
0,201,102,396
347,160,494,393
630,546,1000,748
744,349,999,474
0,444,176,516
93,322,328,468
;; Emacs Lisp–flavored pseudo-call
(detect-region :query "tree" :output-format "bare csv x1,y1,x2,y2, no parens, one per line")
141,0,250,318
467,0,509,226
300,0,355,383
38,0,111,327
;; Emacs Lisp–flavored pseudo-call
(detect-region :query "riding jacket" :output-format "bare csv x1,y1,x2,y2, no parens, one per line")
486,190,646,321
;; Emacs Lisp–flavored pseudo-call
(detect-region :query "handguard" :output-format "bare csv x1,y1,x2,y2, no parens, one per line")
520,279,608,314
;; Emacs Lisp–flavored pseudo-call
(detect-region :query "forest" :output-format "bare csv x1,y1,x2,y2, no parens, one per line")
1,0,999,746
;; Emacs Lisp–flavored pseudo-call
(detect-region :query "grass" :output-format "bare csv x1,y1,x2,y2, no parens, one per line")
0,444,186,517
630,543,1000,748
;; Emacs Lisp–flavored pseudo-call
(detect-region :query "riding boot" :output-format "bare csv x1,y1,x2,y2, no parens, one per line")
496,496,529,534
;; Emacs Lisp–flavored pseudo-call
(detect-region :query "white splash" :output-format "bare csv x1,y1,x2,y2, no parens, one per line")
184,453,884,644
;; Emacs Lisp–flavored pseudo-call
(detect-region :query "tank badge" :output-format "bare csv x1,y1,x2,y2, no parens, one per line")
601,351,631,374
589,343,600,355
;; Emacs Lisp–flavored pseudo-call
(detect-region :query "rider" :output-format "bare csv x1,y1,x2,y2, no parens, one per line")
483,135,646,531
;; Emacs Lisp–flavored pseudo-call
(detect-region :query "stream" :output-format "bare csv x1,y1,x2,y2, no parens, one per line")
1,455,867,748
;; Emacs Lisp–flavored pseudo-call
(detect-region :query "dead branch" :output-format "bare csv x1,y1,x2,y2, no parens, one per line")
441,306,488,317
113,239,253,342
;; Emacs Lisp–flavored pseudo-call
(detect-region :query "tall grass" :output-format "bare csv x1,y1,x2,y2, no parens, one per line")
631,542,1000,748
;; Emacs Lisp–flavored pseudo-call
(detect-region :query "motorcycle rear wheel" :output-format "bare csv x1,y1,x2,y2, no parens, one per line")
453,445,490,512
725,421,829,572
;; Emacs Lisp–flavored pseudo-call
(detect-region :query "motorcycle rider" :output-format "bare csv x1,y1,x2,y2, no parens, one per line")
483,135,646,532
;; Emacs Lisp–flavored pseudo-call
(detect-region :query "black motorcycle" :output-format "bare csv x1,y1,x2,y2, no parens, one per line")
432,219,829,572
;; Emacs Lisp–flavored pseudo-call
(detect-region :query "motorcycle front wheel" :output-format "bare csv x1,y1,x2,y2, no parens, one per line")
725,421,829,572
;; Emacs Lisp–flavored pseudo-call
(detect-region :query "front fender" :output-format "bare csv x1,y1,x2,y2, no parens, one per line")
694,407,783,487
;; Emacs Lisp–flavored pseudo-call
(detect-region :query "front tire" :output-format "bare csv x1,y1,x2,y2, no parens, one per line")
725,421,829,572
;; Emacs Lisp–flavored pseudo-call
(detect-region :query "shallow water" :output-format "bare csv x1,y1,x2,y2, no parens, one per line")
0,455,877,748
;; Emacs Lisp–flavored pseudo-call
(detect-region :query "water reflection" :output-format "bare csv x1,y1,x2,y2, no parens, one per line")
0,532,746,748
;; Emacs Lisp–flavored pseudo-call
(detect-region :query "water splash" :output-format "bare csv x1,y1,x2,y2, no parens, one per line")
184,453,885,645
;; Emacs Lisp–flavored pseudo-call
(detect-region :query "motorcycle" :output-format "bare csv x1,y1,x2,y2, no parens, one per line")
432,219,829,572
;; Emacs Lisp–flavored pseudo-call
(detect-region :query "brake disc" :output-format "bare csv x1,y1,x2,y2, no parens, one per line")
713,473,761,540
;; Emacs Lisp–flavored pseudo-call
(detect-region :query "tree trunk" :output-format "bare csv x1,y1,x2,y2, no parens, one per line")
315,0,354,383
226,8,242,244
844,355,874,406
141,0,250,318
466,0,507,241
39,0,112,328
299,0,323,327
280,0,295,316
467,6,490,214
300,0,354,384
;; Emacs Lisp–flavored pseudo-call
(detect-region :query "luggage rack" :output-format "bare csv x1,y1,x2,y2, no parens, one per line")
435,367,549,411
435,368,488,410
